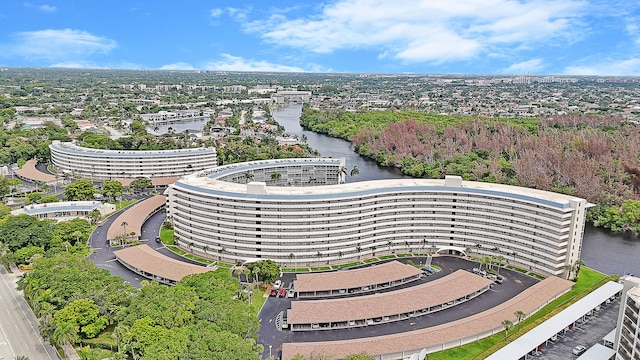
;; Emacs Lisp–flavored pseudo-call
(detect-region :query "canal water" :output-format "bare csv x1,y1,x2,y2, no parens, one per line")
271,104,640,277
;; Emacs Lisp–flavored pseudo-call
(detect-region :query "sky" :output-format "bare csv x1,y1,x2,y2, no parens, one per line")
1,1,639,75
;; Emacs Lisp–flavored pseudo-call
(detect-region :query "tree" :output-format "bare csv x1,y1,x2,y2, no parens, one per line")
270,172,282,183
244,172,255,183
246,260,280,284
64,179,97,201
52,298,108,339
350,165,360,178
102,180,123,200
514,310,526,331
338,166,348,183
344,352,375,360
130,177,152,191
121,221,129,241
52,321,79,347
0,214,53,251
501,319,514,340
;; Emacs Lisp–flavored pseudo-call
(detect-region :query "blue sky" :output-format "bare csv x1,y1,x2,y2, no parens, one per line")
1,1,639,75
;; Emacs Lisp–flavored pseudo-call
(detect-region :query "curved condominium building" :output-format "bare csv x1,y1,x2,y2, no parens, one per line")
49,140,218,180
167,158,589,279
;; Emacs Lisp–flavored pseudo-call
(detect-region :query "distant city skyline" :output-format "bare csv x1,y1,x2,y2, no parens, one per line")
0,1,639,75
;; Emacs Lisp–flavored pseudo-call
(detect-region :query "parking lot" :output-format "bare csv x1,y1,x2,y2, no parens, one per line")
258,255,539,359
534,297,619,359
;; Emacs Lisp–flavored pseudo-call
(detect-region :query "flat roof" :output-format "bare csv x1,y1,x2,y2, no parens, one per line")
107,195,166,240
20,201,102,215
486,281,623,360
15,159,56,182
288,270,492,324
176,173,585,209
282,276,573,360
113,244,211,282
50,141,216,157
603,328,616,344
293,261,423,293
576,343,616,359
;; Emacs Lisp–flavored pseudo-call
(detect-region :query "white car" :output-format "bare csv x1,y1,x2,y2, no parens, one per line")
287,289,296,298
273,280,282,289
573,345,587,356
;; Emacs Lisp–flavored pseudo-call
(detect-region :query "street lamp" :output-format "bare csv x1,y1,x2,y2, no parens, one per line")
269,345,272,359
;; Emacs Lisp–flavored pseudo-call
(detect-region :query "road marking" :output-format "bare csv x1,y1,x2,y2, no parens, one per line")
0,270,53,360
105,259,118,263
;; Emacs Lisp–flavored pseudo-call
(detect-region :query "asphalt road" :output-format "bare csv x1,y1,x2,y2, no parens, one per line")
258,256,539,359
89,197,204,289
0,266,58,360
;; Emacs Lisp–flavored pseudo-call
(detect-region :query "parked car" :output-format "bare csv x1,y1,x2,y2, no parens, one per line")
573,345,587,356
278,288,287,298
270,289,278,297
287,289,296,298
273,280,282,289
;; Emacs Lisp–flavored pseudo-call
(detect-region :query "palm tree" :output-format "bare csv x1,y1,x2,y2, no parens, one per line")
356,246,362,259
514,310,526,331
337,166,347,183
112,324,129,353
218,247,225,261
350,165,359,179
501,319,514,340
288,252,295,268
371,246,377,256
244,172,255,183
251,267,260,283
120,221,128,241
52,322,79,347
270,172,282,183
387,241,393,255
496,255,506,274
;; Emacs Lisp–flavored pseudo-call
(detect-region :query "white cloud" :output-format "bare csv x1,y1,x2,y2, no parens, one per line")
210,8,223,18
503,58,545,74
204,54,322,72
564,58,640,76
244,0,586,63
25,3,57,13
0,29,116,61
159,62,196,70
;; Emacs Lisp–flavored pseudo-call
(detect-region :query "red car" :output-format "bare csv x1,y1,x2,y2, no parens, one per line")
270,289,278,297
278,288,287,298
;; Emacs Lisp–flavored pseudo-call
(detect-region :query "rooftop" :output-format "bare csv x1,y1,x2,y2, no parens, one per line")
113,244,211,282
293,261,422,293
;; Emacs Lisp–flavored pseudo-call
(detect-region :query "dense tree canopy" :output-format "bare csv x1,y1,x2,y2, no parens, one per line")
302,107,640,232
64,179,97,200
0,214,53,251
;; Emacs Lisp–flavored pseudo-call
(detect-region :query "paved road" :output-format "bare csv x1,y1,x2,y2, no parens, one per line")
0,266,58,360
258,256,539,359
89,197,204,289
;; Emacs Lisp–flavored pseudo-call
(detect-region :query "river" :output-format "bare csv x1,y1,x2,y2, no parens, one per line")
271,104,640,277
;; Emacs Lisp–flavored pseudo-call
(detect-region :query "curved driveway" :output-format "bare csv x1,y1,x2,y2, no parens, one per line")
89,196,203,288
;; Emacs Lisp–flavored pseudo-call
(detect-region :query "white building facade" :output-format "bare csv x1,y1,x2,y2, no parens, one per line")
167,160,588,279
49,141,217,180
616,277,640,360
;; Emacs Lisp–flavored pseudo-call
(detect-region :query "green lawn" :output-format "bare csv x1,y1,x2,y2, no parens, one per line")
160,228,174,245
108,199,138,212
428,267,610,360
